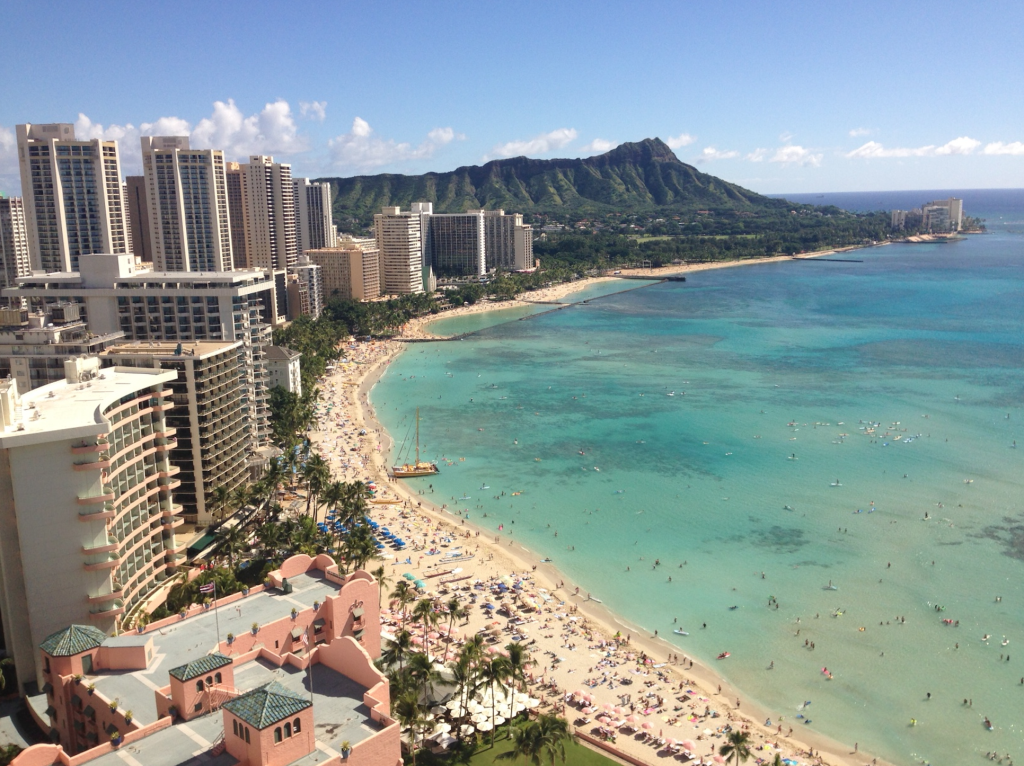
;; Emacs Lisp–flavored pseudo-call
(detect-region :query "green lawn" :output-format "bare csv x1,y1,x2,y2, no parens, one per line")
413,731,622,766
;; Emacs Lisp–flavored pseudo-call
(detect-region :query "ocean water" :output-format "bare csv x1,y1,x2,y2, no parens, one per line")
373,198,1024,765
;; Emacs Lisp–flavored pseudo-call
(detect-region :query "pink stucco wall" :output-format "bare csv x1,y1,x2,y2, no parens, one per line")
223,707,315,766
96,642,150,670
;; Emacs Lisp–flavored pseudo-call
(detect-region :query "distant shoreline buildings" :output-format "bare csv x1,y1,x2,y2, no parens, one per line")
891,197,963,232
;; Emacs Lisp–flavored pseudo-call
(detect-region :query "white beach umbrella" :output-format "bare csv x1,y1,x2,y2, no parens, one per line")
493,716,506,726
476,721,493,732
460,724,475,737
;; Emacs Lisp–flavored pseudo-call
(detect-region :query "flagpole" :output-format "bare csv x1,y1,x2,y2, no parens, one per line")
305,626,313,702
213,580,222,648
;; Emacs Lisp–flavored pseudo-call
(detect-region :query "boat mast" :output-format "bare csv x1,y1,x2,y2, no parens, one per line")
415,408,420,465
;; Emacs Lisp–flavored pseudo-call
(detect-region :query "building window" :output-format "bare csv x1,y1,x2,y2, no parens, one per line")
245,727,250,744
274,727,282,743
233,720,239,737
284,722,291,738
214,672,222,684
293,718,301,733
195,681,203,693
194,702,202,712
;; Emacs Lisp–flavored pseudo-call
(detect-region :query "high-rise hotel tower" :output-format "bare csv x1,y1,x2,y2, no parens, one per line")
16,123,129,273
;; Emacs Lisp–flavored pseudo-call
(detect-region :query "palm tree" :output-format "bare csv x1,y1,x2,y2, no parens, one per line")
0,743,23,766
498,715,574,766
411,599,438,660
393,691,425,766
504,642,531,731
211,485,230,522
381,629,414,674
459,633,486,670
407,652,441,705
256,522,284,560
390,580,416,622
319,481,346,527
301,454,330,518
442,597,468,663
449,655,477,745
372,565,390,606
215,524,246,568
473,656,511,747
0,657,13,693
718,730,753,766
230,484,251,519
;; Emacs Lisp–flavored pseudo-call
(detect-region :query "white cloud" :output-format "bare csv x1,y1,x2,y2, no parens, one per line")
849,127,872,137
666,132,696,149
984,141,1024,156
771,145,823,166
485,128,578,160
746,148,768,162
329,117,459,171
779,131,795,143
192,98,306,159
580,138,615,154
695,146,739,163
846,136,980,159
299,101,327,122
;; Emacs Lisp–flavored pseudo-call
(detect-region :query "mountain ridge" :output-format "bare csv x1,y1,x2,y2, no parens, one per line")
316,138,791,223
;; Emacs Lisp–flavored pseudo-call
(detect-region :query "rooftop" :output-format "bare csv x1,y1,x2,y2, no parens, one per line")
264,346,300,362
102,340,243,360
0,365,176,447
168,653,233,683
222,681,310,728
90,571,339,726
39,625,106,657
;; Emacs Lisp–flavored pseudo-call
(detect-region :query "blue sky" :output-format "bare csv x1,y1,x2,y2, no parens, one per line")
2,0,1022,196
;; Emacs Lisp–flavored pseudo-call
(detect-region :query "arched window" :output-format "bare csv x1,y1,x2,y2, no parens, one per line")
205,676,213,686
284,722,292,738
232,720,239,737
274,727,282,743
293,717,301,733
195,680,203,693
214,672,222,684
244,727,250,744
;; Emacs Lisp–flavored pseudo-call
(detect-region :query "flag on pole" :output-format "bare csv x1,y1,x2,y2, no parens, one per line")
199,582,216,593
301,631,309,646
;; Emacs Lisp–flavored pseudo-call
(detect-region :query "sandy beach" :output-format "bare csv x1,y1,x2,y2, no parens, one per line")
300,261,893,766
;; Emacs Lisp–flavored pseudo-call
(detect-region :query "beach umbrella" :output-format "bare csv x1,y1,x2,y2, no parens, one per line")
471,713,488,724
403,573,415,580
493,716,506,726
602,703,614,711
642,722,653,730
613,706,625,716
596,714,610,723
713,758,725,764
476,721,493,732
525,698,540,709
665,738,678,746
581,706,595,715
625,715,638,724
429,706,446,716
459,724,475,737
573,690,584,699
682,740,697,751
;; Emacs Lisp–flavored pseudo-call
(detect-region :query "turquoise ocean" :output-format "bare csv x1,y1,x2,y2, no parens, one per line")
373,191,1024,765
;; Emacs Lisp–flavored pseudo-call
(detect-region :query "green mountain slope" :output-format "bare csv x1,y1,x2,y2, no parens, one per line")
317,138,790,223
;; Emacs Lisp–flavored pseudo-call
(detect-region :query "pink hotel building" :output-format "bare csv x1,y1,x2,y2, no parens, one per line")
12,554,401,766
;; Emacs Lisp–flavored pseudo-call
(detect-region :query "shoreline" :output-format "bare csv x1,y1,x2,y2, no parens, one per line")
403,244,875,340
312,252,893,766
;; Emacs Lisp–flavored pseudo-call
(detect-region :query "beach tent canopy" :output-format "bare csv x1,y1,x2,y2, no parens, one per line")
403,573,415,580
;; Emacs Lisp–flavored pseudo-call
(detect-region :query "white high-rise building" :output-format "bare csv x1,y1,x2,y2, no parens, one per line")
373,207,423,295
293,178,336,255
514,222,535,270
141,137,233,272
5,255,277,448
242,156,297,271
16,123,129,273
289,256,324,319
0,359,181,693
0,195,31,304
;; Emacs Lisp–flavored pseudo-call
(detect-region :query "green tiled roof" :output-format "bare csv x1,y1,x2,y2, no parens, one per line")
168,652,233,682
39,625,106,657
223,681,311,729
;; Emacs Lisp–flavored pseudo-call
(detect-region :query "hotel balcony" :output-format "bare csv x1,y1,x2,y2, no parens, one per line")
77,485,115,505
87,590,124,605
72,457,112,472
83,553,121,571
161,515,185,529
81,536,119,556
70,437,109,454
88,599,125,619
78,501,115,521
